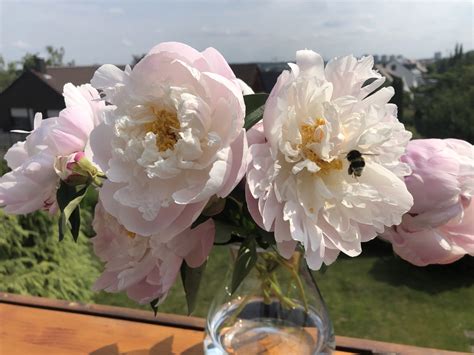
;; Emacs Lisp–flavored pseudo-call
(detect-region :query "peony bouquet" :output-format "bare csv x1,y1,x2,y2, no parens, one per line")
1,42,473,316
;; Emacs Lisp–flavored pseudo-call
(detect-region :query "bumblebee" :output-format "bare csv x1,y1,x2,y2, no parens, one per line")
346,150,365,177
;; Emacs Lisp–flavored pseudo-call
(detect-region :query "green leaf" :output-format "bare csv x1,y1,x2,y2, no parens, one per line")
56,181,88,242
243,93,268,130
231,236,257,294
150,298,160,316
180,261,207,315
69,206,81,242
256,228,276,249
319,264,328,276
214,219,249,244
244,93,269,116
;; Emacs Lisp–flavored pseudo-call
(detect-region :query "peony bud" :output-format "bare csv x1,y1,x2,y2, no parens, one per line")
54,152,104,186
382,139,474,266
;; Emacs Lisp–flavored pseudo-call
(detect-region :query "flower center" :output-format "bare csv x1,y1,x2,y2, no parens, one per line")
300,117,342,175
144,107,180,151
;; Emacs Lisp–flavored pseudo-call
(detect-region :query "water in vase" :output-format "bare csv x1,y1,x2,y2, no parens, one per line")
204,298,335,355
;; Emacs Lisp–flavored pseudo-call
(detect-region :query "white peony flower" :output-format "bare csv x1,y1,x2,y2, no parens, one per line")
246,50,414,269
90,42,248,237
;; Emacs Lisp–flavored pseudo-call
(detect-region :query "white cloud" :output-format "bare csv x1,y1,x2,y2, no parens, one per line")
122,38,133,47
200,26,254,37
108,7,124,15
12,40,30,49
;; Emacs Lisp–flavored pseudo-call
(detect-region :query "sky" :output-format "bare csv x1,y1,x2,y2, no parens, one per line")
0,0,472,65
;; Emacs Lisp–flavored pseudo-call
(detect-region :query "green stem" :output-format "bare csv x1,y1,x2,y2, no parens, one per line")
291,268,308,313
275,252,309,313
224,294,253,327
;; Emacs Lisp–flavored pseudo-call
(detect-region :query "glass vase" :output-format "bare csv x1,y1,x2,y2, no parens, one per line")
204,247,335,355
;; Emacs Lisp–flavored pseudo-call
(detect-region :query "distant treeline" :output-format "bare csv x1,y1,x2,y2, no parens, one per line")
413,47,474,143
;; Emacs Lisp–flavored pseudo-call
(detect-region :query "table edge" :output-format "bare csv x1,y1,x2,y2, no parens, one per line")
0,292,468,355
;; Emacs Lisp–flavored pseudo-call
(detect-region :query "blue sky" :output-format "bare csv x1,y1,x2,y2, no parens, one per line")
0,0,472,65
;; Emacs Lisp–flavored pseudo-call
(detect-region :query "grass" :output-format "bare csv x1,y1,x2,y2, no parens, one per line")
315,242,474,352
93,241,474,352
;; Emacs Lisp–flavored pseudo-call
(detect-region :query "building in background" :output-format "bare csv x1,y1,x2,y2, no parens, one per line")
0,61,101,150
374,55,428,93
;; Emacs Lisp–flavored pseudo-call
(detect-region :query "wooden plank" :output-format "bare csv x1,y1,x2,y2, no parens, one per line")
0,293,469,354
335,336,469,355
0,303,203,355
0,302,354,355
0,292,205,331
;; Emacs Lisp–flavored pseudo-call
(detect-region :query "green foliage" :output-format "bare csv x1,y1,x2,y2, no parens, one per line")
0,159,9,176
0,209,100,302
414,50,474,143
314,244,474,353
56,181,89,242
243,93,268,130
0,56,18,92
22,46,66,71
231,236,257,294
45,46,65,67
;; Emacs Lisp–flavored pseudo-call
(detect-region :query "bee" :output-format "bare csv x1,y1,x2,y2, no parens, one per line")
346,150,366,178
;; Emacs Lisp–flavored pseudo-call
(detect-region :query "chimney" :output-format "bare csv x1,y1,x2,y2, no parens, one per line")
33,57,46,73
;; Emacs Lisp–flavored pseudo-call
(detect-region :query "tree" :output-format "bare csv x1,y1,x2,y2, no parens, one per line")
414,50,474,143
0,159,101,301
21,52,41,71
45,45,65,67
0,55,18,92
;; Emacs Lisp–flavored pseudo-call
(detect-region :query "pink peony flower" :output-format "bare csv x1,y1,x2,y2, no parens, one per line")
90,42,247,237
382,139,474,266
91,203,215,304
246,50,413,270
0,84,104,214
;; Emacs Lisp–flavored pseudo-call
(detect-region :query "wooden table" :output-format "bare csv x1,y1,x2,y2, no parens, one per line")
0,292,468,355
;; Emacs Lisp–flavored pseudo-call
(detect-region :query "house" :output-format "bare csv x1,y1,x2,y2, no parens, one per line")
0,63,102,150
0,62,265,151
374,57,427,92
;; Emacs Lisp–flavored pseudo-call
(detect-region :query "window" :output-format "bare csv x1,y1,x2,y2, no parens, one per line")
10,107,34,130
10,108,28,118
391,64,397,71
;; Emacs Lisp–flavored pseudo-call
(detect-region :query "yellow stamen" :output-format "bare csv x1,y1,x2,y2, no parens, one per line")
144,107,180,151
127,231,136,239
299,117,343,175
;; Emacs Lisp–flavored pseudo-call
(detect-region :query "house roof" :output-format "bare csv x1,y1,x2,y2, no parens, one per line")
30,63,265,94
31,66,102,94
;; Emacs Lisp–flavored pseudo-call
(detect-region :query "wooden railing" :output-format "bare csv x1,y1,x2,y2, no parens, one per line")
0,292,469,355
